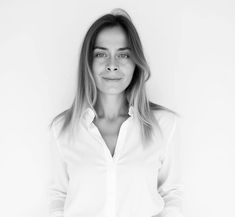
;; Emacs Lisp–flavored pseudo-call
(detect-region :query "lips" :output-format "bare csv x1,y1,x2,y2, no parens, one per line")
102,77,122,80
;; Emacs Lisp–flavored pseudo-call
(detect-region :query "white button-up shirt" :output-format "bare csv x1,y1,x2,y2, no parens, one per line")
47,106,184,217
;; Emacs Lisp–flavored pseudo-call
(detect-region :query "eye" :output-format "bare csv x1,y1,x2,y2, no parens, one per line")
118,53,130,59
94,52,107,58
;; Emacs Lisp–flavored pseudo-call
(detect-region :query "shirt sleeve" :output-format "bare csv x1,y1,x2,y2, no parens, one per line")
157,114,184,217
47,122,69,217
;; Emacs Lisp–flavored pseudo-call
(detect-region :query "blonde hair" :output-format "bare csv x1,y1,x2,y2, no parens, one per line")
49,9,179,145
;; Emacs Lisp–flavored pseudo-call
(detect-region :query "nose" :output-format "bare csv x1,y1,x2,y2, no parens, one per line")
105,57,118,72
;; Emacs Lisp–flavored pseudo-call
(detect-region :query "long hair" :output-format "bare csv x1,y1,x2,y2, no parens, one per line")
48,9,179,145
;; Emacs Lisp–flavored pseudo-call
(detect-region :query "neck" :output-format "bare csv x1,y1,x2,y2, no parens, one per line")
94,93,129,121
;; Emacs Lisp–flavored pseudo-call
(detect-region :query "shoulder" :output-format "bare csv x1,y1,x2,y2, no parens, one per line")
49,115,65,140
153,109,177,127
149,101,179,128
152,109,180,142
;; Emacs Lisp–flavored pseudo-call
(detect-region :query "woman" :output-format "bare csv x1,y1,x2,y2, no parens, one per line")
48,8,184,217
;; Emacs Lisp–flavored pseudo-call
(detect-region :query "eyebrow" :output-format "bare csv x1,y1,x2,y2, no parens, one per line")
93,46,131,51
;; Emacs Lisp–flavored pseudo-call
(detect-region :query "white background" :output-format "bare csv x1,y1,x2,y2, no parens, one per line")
0,0,235,217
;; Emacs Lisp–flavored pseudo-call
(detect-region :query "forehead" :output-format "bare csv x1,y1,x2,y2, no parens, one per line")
95,26,128,47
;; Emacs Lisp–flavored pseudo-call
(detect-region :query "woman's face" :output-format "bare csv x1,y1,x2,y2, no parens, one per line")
92,26,136,96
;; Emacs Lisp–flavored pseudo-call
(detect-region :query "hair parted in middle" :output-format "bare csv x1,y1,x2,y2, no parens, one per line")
49,8,178,146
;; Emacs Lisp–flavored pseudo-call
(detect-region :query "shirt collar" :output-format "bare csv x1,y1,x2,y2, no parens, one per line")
81,105,134,127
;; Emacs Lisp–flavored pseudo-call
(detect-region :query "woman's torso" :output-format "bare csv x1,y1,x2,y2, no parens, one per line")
50,109,175,217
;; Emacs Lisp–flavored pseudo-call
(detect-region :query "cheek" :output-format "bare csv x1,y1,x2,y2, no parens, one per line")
92,61,100,73
122,66,135,85
125,59,135,70
91,62,100,83
124,62,135,76
92,62,105,82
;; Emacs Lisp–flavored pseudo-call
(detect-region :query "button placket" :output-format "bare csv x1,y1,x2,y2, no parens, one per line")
106,162,117,217
112,117,131,161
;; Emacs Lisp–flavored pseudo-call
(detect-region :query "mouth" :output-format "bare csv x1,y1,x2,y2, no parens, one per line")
102,77,122,81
